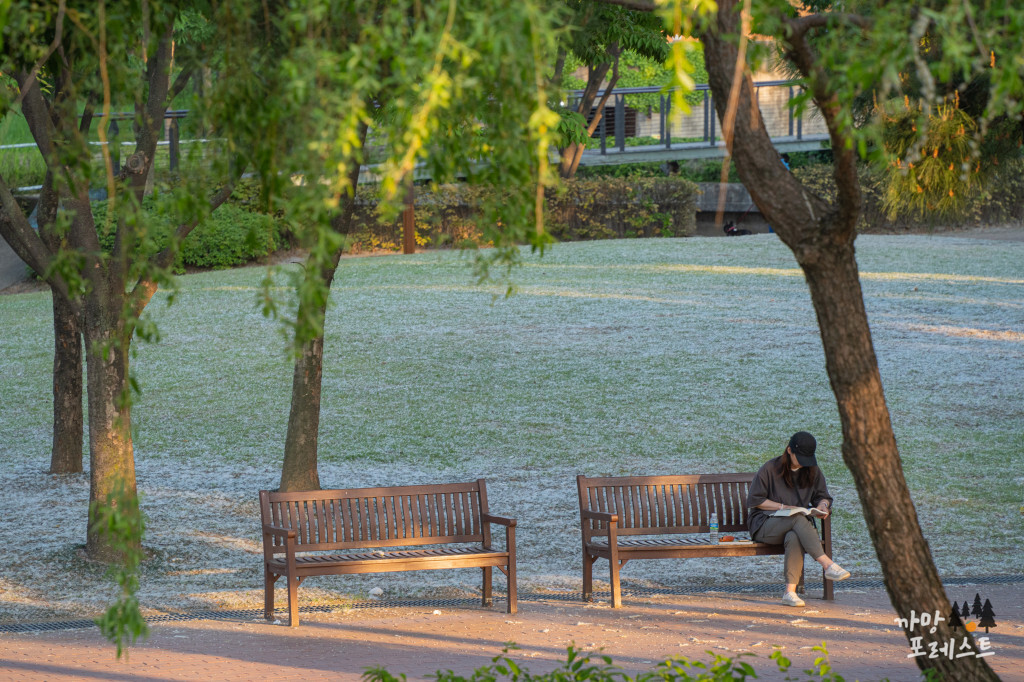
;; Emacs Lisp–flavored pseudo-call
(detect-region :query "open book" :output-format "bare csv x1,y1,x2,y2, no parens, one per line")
772,507,828,518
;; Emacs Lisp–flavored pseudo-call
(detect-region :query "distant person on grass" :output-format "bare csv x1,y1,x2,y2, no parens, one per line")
747,431,851,607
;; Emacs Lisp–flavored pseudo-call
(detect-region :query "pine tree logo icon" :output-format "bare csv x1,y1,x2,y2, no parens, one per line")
961,593,997,633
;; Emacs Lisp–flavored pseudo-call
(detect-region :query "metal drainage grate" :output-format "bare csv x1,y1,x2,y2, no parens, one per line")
2,574,1020,634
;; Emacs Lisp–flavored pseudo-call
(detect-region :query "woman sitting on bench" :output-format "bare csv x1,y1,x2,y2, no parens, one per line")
747,431,851,607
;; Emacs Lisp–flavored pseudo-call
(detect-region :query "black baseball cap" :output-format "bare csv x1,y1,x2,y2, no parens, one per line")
788,431,817,467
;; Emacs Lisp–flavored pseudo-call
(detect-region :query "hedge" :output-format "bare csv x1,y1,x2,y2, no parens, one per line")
345,177,700,253
792,160,1024,231
92,200,286,271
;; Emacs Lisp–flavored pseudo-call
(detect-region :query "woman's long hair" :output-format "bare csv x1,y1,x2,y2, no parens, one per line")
777,451,819,490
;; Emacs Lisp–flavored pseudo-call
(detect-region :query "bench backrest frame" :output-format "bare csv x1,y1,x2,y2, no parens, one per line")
577,473,757,542
260,479,492,555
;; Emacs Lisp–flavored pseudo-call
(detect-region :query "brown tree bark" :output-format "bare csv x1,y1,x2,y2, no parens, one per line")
49,292,84,474
279,127,368,493
279,281,334,493
700,2,997,679
32,170,86,475
82,310,137,563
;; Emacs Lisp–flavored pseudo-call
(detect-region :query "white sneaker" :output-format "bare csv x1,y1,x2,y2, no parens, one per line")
782,591,805,607
824,563,851,581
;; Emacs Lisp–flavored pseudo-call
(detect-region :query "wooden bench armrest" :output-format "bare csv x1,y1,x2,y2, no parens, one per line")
481,513,516,527
262,523,296,540
581,509,619,524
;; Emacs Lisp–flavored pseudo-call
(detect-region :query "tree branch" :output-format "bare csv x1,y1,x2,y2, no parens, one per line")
130,165,246,318
166,68,194,107
591,0,656,11
0,178,77,308
13,0,67,108
783,28,861,233
586,44,622,136
787,12,872,40
15,71,58,160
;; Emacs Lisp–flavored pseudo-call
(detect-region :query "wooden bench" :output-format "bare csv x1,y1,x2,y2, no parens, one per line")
577,473,834,607
260,479,517,626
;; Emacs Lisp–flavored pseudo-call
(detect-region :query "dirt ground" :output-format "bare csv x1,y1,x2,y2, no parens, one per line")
1,582,1020,681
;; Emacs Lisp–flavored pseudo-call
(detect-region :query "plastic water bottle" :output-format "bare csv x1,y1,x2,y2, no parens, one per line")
709,512,719,544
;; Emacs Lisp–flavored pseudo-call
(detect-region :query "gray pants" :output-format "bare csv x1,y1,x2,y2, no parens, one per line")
753,515,825,586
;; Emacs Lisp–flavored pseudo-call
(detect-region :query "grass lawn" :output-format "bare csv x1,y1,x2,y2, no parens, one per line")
0,234,1021,620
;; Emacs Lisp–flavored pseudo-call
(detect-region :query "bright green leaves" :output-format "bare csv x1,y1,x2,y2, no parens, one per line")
881,100,985,221
206,0,568,345
90,479,149,660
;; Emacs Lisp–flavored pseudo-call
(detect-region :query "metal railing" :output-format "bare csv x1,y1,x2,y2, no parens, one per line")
2,80,827,187
566,79,818,156
0,109,193,185
94,109,191,172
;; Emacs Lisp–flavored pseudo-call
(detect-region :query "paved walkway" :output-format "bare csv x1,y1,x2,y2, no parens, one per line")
1,582,1021,681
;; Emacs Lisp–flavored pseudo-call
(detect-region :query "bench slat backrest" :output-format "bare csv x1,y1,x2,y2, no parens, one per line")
577,474,755,540
260,480,491,553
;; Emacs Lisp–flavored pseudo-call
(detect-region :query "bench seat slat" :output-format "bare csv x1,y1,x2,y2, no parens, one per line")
270,545,505,569
588,533,755,548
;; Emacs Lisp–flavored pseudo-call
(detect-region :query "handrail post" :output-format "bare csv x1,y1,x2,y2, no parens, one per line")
788,86,795,137
703,90,709,143
665,96,672,149
169,118,180,172
659,95,665,146
614,94,625,152
709,94,716,147
109,119,120,174
796,88,804,140
599,103,607,155
402,176,416,255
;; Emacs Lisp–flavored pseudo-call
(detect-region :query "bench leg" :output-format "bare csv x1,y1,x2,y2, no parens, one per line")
609,559,622,608
796,570,806,595
582,553,595,602
287,572,299,627
506,560,517,615
482,567,493,607
264,568,277,620
823,568,834,601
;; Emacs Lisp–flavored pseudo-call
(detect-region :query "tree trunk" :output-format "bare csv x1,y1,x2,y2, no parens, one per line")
83,311,137,562
49,292,84,474
559,53,619,179
700,3,998,678
279,131,367,492
279,311,330,492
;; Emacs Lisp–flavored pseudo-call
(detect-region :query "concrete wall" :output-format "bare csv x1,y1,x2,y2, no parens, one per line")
0,236,29,291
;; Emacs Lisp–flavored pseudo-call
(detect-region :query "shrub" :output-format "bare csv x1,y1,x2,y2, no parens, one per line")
91,198,285,271
363,642,854,682
881,102,985,221
793,158,1024,231
577,159,741,183
546,177,698,241
345,178,699,252
179,204,283,268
